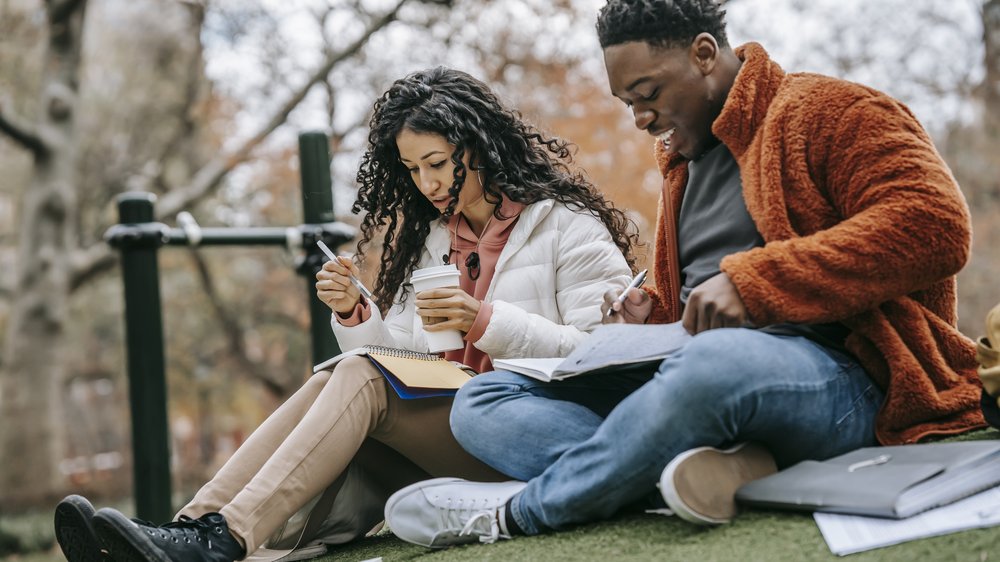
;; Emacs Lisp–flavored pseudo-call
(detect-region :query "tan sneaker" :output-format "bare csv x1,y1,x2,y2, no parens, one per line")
658,443,777,525
978,303,1000,428
989,303,1000,341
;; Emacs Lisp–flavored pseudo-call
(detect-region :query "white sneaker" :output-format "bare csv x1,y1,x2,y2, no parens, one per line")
384,477,527,548
658,442,777,525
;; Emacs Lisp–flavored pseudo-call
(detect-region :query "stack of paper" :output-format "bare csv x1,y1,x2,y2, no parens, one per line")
814,485,1000,555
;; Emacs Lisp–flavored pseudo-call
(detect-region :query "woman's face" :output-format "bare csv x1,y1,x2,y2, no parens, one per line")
396,128,484,215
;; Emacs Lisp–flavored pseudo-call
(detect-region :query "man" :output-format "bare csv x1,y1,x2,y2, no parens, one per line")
384,0,985,547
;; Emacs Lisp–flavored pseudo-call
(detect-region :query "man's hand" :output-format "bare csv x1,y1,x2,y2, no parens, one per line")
602,287,652,324
682,272,750,334
415,288,482,334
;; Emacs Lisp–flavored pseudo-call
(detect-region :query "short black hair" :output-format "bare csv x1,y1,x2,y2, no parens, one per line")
596,0,729,49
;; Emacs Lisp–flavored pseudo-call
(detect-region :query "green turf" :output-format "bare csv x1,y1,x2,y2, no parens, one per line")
315,428,1000,562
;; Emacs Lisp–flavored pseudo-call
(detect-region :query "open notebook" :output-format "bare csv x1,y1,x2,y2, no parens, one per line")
313,345,473,399
492,322,692,382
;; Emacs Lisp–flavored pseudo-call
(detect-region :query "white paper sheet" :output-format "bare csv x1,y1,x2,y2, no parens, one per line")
814,486,1000,556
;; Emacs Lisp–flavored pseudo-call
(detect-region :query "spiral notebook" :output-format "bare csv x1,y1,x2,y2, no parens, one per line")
312,345,473,399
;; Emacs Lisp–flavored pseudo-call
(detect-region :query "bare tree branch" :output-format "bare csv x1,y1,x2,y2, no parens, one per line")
67,0,412,290
331,109,371,150
188,249,289,397
982,0,1000,119
254,311,305,331
0,98,50,158
318,4,339,129
68,243,115,292
154,0,411,220
147,0,208,197
47,0,86,26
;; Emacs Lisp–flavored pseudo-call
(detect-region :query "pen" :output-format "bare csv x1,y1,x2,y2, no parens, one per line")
316,240,374,301
607,268,648,317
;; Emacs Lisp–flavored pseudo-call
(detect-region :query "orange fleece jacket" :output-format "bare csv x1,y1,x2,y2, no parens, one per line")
646,43,984,445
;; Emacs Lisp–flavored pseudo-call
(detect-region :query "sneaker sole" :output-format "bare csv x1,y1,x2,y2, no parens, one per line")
660,443,777,525
92,509,170,562
54,496,106,562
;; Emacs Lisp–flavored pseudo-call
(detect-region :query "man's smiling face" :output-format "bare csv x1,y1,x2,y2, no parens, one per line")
603,36,722,160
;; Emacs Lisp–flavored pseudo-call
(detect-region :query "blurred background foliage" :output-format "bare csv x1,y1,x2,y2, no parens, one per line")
0,0,997,557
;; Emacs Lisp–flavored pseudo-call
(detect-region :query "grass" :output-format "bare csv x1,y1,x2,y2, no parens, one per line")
5,429,998,562
312,428,1000,562
0,498,132,562
315,510,999,562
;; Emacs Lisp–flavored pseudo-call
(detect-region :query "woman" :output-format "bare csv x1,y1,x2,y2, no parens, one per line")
55,67,637,562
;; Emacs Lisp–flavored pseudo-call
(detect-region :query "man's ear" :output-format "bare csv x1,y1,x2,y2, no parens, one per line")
690,32,719,75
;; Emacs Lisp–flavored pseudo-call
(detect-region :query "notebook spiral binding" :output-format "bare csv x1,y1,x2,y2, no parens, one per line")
363,345,442,361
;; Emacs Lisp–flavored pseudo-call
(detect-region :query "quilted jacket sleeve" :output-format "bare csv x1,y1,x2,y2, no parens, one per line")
475,210,632,358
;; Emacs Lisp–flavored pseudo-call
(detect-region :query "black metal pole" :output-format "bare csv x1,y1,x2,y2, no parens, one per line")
113,192,172,523
298,131,342,365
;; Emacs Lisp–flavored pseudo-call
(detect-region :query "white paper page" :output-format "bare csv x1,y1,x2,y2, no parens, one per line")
558,321,690,375
492,357,566,381
814,486,1000,556
243,543,327,562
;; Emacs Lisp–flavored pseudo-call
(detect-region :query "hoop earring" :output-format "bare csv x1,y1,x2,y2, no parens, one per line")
477,170,485,188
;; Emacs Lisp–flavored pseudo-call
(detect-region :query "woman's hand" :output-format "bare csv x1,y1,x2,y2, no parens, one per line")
315,257,362,315
415,288,481,334
602,286,652,324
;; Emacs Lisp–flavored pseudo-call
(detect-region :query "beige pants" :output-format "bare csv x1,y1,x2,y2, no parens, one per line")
177,356,506,554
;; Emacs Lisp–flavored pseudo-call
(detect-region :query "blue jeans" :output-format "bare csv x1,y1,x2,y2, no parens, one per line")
450,328,883,534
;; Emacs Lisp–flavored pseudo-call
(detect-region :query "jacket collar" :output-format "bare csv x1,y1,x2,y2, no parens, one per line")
423,199,555,270
654,42,785,174
495,199,554,272
714,42,785,159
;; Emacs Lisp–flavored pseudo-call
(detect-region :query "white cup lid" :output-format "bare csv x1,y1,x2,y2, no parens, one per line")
411,264,460,280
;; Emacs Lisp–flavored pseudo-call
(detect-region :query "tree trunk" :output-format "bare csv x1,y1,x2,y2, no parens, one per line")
0,0,87,508
983,0,1000,133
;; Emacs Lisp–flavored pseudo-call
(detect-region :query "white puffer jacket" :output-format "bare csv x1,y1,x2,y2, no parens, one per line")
331,199,632,360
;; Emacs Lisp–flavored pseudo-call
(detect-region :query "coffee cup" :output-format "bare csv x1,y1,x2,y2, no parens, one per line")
410,264,465,353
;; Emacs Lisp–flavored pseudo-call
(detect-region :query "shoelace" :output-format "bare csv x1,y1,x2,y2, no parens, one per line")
436,498,505,544
140,515,224,549
460,511,501,544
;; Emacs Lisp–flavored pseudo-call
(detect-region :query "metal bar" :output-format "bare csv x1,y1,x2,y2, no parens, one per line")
298,131,343,366
162,227,293,246
108,224,356,249
114,192,173,523
104,132,357,520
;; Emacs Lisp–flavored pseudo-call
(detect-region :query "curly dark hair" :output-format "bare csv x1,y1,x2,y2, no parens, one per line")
353,66,639,311
596,0,729,49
